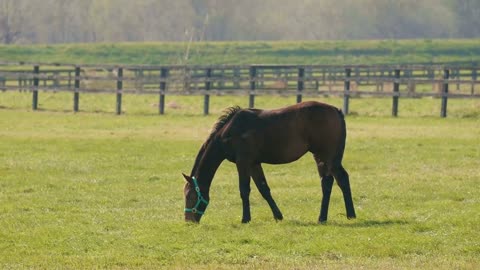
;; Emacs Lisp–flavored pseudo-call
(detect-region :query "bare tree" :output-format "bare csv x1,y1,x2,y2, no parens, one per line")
1,0,479,44
454,0,480,38
0,0,25,44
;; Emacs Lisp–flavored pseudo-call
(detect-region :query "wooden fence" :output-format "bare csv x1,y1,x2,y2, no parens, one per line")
1,61,479,117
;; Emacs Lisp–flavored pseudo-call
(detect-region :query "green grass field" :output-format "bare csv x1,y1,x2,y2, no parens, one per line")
0,93,479,269
2,39,480,65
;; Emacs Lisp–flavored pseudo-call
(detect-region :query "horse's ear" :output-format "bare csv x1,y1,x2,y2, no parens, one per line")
182,173,193,184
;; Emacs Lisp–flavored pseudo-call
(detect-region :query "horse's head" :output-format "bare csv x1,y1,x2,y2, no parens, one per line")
182,173,209,223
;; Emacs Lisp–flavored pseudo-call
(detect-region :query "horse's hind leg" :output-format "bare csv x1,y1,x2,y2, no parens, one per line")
332,165,356,220
251,164,283,221
314,157,335,223
319,174,334,223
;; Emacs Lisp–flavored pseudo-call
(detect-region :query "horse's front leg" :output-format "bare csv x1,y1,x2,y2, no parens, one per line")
251,163,283,221
236,160,251,223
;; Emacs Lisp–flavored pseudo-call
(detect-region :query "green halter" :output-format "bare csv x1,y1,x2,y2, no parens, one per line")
184,177,209,215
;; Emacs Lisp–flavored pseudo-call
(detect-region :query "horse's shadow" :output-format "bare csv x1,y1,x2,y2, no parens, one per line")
335,219,409,228
287,218,409,228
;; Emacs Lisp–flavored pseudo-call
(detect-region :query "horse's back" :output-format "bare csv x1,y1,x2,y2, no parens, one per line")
271,101,345,165
228,101,345,165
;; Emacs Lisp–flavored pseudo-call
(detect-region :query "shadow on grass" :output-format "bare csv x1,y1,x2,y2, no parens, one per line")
333,219,409,228
0,105,24,110
286,218,409,228
0,106,182,116
0,105,116,115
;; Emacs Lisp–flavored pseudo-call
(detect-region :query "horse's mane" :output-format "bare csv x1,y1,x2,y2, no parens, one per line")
190,106,242,176
209,106,242,139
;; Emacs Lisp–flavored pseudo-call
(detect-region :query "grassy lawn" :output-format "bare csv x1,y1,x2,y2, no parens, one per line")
1,39,480,65
0,93,479,269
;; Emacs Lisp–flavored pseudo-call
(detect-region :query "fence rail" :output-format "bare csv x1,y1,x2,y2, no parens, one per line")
1,61,479,117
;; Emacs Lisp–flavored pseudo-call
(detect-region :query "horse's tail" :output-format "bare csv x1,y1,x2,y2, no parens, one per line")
333,108,347,166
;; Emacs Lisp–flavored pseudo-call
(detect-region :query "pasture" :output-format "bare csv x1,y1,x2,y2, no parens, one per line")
2,39,480,65
0,92,479,269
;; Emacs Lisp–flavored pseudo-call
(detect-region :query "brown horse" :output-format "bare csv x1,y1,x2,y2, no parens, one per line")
183,101,356,223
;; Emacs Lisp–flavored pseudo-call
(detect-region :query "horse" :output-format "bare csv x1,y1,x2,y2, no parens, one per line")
182,101,356,224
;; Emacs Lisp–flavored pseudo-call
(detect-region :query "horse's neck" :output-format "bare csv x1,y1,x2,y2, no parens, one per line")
193,137,225,189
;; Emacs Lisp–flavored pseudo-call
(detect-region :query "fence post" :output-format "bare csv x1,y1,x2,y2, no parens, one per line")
392,69,400,117
68,71,72,88
455,69,460,91
441,69,449,118
32,65,39,110
343,68,351,115
204,68,211,115
73,66,80,112
159,68,168,115
297,67,304,103
0,74,5,91
249,66,256,108
116,67,123,115
234,68,240,89
472,67,477,95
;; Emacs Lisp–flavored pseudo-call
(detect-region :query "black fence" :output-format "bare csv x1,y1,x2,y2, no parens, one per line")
1,61,479,117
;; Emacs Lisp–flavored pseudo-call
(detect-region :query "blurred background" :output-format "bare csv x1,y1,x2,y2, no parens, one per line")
1,0,480,44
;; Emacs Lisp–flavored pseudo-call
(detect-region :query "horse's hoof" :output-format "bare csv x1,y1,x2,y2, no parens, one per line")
274,214,283,221
319,215,327,223
347,215,356,220
241,219,251,224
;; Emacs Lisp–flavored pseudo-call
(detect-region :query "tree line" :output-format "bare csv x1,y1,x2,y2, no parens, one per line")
1,0,480,45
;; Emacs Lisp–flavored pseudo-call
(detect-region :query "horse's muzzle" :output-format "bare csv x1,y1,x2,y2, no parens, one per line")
185,212,202,223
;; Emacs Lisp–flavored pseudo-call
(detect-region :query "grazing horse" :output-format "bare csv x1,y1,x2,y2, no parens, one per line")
183,101,356,223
